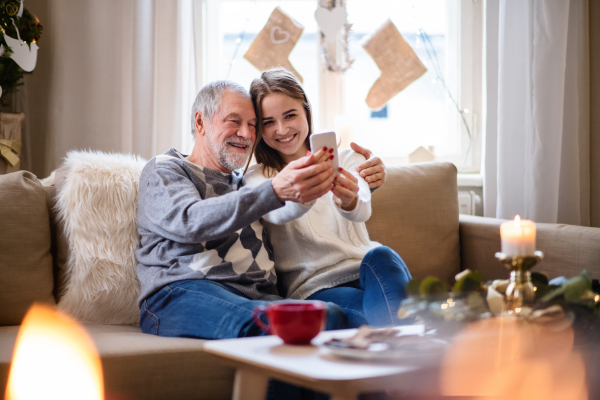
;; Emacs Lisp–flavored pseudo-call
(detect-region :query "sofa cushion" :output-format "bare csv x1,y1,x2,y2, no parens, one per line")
0,171,55,325
55,151,146,325
0,324,234,400
366,162,460,284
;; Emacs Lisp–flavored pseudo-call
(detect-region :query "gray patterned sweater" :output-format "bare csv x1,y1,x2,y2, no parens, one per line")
136,148,283,306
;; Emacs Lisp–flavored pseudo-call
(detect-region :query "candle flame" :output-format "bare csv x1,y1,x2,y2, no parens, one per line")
5,304,104,400
514,215,521,227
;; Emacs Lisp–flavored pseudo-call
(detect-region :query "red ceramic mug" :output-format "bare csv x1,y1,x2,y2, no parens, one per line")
252,301,327,345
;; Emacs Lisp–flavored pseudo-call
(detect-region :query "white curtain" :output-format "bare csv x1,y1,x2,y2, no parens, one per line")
484,0,590,225
22,0,196,177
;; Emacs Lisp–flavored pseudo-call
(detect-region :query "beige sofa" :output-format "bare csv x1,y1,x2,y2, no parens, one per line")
1,161,599,399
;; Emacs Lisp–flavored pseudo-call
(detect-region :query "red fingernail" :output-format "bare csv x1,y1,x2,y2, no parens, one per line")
323,146,327,151
334,176,337,180
338,167,343,171
329,148,334,154
306,150,310,156
329,155,334,160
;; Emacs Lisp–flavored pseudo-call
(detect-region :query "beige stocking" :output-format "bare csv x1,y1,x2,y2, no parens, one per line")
362,19,427,110
244,7,304,83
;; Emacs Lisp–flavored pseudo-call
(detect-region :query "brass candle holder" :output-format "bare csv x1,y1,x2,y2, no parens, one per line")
495,251,544,315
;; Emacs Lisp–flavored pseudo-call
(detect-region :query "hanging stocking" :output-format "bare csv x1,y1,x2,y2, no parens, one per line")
244,7,304,83
362,19,427,110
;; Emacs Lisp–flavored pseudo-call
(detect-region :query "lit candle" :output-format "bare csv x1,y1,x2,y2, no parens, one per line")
6,305,104,400
500,215,536,256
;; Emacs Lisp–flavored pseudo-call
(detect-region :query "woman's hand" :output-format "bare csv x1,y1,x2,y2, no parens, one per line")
351,142,387,189
332,167,359,211
306,146,334,165
272,148,335,203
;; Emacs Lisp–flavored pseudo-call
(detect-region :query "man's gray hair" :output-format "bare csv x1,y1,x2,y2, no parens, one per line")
190,80,250,138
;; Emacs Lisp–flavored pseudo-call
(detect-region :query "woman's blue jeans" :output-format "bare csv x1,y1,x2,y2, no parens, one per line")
139,279,347,339
307,246,412,327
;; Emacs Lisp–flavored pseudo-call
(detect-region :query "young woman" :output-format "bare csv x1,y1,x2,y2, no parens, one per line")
244,68,412,327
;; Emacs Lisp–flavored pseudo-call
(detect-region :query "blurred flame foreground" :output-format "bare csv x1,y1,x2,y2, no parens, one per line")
441,317,587,399
5,304,104,400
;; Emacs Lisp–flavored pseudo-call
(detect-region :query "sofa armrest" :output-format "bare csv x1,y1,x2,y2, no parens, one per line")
459,215,600,281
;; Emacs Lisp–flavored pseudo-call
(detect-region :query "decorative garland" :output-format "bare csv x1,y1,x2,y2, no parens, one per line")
399,269,600,332
319,22,354,73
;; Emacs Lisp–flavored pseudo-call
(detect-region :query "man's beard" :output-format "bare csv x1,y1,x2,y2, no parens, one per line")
205,127,253,171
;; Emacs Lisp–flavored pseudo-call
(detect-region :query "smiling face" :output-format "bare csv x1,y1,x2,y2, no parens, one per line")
260,92,310,164
204,90,257,172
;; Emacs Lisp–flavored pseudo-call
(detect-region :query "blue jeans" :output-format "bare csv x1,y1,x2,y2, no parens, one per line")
140,279,347,339
307,246,412,327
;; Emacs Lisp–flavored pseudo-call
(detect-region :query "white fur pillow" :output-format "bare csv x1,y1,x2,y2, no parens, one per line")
56,150,147,325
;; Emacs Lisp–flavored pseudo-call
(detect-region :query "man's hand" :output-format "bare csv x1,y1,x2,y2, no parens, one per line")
272,148,335,203
332,167,359,211
351,142,387,189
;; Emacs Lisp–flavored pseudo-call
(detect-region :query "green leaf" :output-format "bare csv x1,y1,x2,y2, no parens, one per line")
406,279,420,296
534,284,559,302
541,271,592,303
563,272,593,303
453,271,483,293
419,276,448,300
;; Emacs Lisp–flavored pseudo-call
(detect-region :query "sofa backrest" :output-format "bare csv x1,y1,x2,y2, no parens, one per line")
366,162,460,284
1,159,461,326
460,214,600,281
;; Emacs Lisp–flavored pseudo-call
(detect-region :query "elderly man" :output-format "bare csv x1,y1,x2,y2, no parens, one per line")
136,80,385,339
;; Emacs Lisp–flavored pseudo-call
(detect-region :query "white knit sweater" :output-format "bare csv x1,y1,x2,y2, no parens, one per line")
243,149,380,299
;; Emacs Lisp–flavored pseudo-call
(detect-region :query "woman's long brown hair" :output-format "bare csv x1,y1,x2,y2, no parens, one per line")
245,68,313,177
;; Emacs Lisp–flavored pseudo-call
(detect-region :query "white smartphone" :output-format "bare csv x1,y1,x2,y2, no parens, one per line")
309,131,340,173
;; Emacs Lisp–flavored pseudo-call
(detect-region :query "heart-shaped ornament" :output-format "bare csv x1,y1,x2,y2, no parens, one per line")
6,2,17,16
314,6,347,39
270,26,290,44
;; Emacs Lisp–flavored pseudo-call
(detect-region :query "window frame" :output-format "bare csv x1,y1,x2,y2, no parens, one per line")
193,0,484,172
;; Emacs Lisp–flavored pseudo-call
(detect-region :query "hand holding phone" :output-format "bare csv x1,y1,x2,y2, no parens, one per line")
272,136,337,203
309,132,339,173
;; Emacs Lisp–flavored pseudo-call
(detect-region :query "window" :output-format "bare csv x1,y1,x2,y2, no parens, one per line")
194,0,483,172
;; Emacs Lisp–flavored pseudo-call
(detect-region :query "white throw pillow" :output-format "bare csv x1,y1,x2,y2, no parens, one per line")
56,150,146,325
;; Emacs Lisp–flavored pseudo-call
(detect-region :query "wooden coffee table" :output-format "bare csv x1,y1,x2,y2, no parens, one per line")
203,325,443,400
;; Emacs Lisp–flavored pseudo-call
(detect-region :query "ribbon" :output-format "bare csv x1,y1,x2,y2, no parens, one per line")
0,138,21,167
